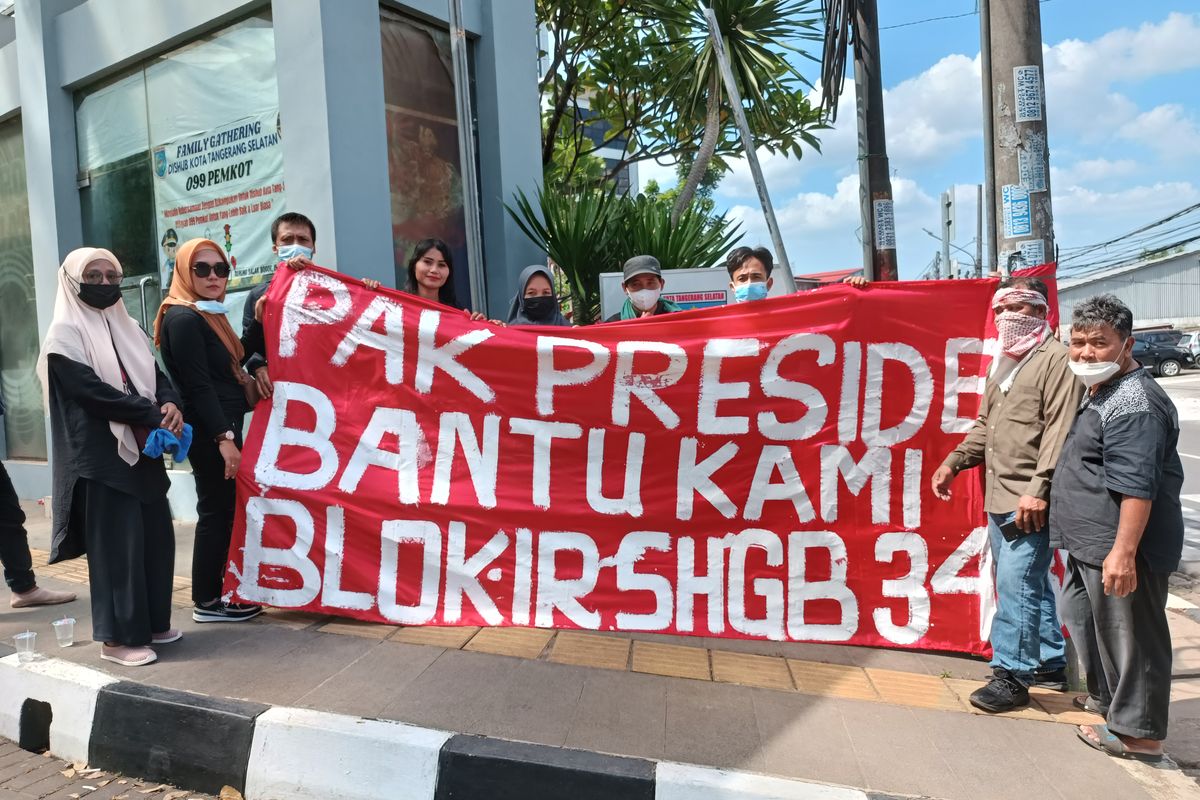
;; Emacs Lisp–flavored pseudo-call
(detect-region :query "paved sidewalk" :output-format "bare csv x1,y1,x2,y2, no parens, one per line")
0,738,215,800
5,502,1200,800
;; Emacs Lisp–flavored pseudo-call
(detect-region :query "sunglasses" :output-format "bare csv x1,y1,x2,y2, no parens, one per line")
191,260,230,279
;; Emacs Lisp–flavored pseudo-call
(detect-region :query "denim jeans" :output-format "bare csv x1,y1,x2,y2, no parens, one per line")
987,511,1066,680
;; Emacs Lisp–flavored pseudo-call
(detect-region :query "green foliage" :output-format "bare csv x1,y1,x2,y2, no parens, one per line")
506,186,742,324
614,193,743,271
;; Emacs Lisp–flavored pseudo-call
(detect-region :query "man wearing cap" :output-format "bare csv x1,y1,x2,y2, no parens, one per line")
606,255,682,322
930,275,1083,712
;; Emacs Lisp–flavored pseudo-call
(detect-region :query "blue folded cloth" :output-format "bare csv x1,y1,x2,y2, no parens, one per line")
143,423,193,462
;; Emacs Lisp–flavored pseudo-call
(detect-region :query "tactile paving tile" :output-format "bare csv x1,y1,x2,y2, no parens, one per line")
316,619,398,639
548,631,631,670
865,667,965,712
631,641,712,681
1028,686,1105,724
390,625,481,649
463,626,555,659
788,659,880,702
710,650,794,691
944,678,1055,722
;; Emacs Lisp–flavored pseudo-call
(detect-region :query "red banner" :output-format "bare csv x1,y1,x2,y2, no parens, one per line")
226,268,1000,655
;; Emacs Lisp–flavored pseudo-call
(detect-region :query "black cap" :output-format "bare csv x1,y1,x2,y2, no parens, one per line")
623,255,662,283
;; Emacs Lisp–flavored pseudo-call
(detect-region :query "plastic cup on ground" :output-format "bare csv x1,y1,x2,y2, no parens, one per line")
13,631,36,663
52,618,75,648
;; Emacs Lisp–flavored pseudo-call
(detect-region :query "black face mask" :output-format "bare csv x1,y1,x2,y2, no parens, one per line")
523,295,557,321
78,283,122,310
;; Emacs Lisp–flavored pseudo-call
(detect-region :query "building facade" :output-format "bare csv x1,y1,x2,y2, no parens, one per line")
1057,249,1200,333
0,0,543,500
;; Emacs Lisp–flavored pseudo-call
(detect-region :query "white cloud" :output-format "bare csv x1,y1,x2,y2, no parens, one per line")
726,174,938,277
1050,158,1138,187
1044,12,1200,138
883,54,982,165
1116,104,1200,159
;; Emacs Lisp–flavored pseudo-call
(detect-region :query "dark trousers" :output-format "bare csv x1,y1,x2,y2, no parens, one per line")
1060,554,1172,740
0,459,35,594
79,479,174,646
188,424,241,605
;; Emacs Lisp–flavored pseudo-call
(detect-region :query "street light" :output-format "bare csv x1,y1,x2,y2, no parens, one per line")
921,228,979,277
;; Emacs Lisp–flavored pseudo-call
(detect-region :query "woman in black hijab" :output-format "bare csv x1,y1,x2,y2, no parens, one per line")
506,265,569,327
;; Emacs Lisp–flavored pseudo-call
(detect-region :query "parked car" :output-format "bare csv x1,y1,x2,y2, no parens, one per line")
1132,330,1184,347
1132,338,1195,377
1177,331,1200,359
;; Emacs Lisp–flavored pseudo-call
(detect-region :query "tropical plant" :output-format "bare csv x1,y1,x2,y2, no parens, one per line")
645,0,826,222
506,187,743,323
612,193,742,270
538,0,825,211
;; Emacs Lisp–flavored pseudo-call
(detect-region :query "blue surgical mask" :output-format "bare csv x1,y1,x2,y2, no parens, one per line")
734,282,769,303
194,299,228,315
277,244,313,261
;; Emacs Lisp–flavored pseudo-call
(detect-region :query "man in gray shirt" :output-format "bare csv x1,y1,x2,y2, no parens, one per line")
1051,294,1183,763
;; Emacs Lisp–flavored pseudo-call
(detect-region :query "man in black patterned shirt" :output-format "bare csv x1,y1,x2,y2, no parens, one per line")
1050,294,1183,763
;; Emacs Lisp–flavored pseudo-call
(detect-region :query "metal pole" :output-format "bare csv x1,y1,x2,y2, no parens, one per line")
702,7,796,292
979,0,997,274
447,0,488,312
975,183,984,278
985,0,1054,277
852,0,898,281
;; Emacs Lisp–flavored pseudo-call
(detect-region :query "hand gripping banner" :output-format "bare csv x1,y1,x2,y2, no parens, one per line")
226,267,999,655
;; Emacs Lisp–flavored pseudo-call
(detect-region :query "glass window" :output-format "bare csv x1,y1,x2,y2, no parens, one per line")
0,117,48,460
74,11,283,332
380,9,474,305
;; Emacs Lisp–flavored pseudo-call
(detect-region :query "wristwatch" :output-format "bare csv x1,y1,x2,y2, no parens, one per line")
214,430,235,444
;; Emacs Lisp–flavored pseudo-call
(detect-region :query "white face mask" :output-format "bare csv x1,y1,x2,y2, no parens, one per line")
629,287,661,312
1068,359,1121,388
276,243,313,261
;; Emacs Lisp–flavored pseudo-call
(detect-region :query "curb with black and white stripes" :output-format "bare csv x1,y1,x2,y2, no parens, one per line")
0,652,932,800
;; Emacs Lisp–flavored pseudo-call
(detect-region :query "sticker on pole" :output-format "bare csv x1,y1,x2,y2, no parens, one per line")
1002,185,1032,239
1013,66,1043,123
1018,240,1046,267
1018,131,1047,193
873,199,896,250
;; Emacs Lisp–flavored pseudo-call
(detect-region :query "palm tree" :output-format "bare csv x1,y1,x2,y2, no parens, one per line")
647,0,823,224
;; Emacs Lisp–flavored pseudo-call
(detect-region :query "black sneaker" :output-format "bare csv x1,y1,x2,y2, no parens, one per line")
1032,666,1068,692
192,601,263,623
969,668,1030,712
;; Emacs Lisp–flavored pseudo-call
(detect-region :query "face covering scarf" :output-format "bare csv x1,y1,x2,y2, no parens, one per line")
989,287,1050,391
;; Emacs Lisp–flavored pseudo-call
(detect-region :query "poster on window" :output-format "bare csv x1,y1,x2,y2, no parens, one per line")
150,110,286,291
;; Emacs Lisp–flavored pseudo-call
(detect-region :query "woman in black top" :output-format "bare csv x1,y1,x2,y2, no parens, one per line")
36,247,183,667
403,238,499,323
153,238,262,624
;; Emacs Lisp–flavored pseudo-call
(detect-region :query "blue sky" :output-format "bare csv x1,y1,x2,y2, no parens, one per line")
641,2,1200,279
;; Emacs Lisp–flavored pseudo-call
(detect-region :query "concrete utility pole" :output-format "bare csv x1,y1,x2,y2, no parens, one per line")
975,183,984,278
981,0,1054,275
940,190,954,280
852,0,898,281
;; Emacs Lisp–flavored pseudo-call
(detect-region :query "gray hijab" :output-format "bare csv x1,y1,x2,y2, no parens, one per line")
507,265,569,326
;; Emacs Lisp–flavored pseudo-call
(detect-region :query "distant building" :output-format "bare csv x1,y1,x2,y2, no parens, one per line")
1057,249,1200,331
794,268,863,290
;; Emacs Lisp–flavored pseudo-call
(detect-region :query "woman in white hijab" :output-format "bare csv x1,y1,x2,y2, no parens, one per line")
37,248,184,667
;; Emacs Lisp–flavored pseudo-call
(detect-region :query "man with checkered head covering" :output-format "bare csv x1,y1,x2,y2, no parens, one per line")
931,276,1083,712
